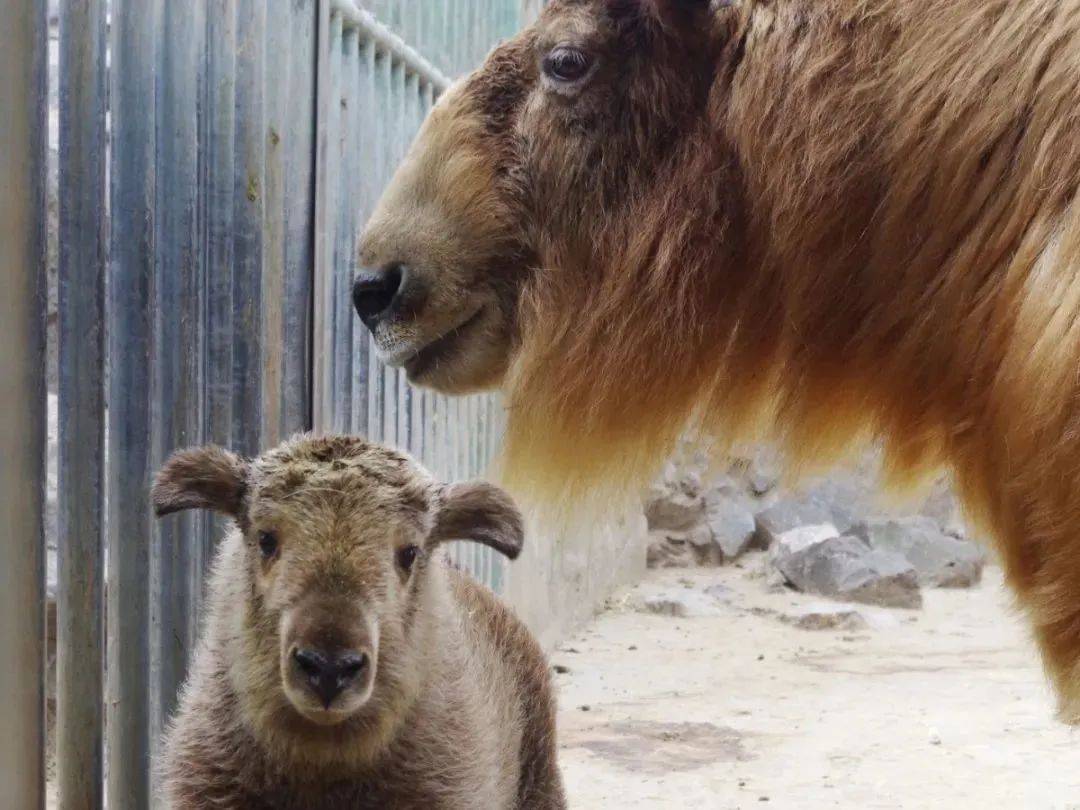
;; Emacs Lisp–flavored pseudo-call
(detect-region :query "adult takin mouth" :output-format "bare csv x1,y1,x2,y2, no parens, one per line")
401,306,487,381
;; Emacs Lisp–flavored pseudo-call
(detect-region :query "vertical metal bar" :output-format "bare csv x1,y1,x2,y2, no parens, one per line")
204,0,238,452
108,0,160,804
232,0,267,456
282,0,317,436
203,0,238,569
282,0,315,438
332,29,357,434
350,40,373,436
152,0,205,767
262,0,289,445
56,0,107,803
0,0,47,805
312,2,340,434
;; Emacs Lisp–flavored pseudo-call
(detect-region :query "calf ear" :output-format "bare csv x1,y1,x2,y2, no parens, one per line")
152,445,248,519
430,481,525,560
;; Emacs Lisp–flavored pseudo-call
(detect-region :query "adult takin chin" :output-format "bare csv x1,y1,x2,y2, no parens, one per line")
354,0,1080,720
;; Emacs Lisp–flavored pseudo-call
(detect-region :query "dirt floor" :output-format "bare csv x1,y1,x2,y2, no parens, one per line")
554,558,1080,809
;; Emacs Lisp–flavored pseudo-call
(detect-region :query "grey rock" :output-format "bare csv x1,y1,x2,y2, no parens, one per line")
778,600,903,631
646,526,720,569
746,450,782,496
755,500,837,547
703,584,734,603
704,493,757,560
770,523,841,559
772,533,922,609
726,451,781,497
644,487,706,532
748,471,779,497
851,516,986,588
634,586,728,618
779,604,869,631
918,476,959,529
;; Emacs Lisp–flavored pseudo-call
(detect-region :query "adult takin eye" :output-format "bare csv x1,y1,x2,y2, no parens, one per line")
542,46,593,83
258,531,278,560
396,544,420,573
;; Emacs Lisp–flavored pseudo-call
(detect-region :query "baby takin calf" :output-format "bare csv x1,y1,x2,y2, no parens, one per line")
151,434,566,809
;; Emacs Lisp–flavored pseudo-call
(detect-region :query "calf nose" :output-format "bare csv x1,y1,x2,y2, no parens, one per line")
292,647,370,708
352,263,405,330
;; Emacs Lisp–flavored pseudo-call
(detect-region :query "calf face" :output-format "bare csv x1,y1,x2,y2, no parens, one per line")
152,436,523,736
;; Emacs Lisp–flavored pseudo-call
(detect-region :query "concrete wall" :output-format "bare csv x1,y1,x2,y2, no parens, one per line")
505,510,649,651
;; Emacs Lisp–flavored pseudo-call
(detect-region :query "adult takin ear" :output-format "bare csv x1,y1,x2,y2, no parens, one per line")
611,0,716,35
430,481,525,560
152,445,248,519
659,0,722,27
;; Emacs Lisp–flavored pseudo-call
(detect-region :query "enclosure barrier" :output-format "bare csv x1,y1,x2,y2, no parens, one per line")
0,2,48,808
57,0,108,806
28,1,522,807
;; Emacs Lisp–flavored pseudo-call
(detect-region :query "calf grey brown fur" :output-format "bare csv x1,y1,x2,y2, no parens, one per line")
151,434,565,809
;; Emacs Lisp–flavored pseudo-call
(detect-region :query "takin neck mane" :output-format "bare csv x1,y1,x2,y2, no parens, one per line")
501,0,1080,516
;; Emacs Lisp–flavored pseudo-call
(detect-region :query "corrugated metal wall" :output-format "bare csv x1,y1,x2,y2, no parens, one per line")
36,1,523,806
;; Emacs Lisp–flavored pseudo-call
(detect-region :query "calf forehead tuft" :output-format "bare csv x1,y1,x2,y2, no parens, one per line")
251,434,432,509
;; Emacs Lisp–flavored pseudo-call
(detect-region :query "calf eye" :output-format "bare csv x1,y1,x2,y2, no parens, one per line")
543,46,592,83
396,544,420,572
258,531,278,560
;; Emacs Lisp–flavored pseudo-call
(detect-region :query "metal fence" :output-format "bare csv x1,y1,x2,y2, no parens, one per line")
2,0,522,807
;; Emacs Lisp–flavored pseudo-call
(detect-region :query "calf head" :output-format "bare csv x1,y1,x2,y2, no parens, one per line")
152,435,523,764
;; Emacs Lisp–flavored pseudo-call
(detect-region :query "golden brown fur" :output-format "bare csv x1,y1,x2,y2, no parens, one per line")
152,435,565,808
357,0,1080,718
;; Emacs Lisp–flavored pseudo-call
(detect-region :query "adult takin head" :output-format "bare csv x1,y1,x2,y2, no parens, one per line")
151,435,564,807
356,1,1080,719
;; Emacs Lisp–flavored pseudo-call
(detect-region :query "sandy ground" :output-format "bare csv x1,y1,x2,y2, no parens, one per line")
554,558,1080,809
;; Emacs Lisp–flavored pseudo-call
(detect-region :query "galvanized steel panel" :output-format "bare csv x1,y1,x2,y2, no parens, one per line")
0,1,49,806
56,0,107,805
48,2,518,806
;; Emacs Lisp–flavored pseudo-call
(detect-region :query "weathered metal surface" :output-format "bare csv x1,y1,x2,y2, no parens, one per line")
107,1,161,805
44,2,518,805
0,1,48,806
56,0,107,805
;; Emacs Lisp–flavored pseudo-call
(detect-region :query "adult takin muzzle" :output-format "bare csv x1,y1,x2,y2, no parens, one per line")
151,434,566,809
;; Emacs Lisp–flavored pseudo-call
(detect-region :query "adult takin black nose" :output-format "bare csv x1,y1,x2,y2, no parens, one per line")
352,264,406,330
292,646,370,709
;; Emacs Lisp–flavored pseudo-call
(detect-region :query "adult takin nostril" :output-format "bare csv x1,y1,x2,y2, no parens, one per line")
292,647,370,708
352,264,404,330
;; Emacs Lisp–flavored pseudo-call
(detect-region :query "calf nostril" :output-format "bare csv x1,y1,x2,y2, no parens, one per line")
336,652,368,682
292,647,369,709
352,264,404,328
293,648,326,679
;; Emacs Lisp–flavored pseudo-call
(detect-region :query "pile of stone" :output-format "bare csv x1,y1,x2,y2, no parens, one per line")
643,445,767,569
644,443,987,609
